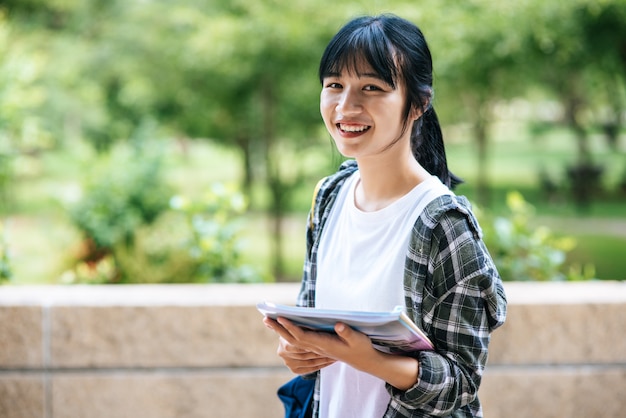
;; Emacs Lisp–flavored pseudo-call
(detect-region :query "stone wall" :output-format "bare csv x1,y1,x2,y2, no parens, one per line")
0,281,624,418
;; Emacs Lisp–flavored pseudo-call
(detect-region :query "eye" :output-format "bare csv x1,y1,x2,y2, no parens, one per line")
363,84,382,91
325,82,342,89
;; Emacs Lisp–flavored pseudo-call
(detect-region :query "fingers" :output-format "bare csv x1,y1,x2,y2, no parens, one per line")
279,338,336,373
276,317,337,347
279,338,318,358
334,322,371,347
265,317,354,353
277,335,337,374
262,315,338,373
262,314,379,375
334,322,349,339
289,358,336,375
263,317,301,347
264,316,319,348
275,317,308,342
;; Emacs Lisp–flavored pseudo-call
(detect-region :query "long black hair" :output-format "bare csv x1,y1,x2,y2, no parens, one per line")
319,14,462,189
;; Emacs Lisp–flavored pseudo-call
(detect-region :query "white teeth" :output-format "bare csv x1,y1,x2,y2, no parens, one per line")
339,124,369,132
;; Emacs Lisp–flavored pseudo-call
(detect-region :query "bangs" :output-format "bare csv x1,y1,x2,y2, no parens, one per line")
319,22,399,88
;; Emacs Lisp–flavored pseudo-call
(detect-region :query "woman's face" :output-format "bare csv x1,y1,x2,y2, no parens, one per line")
320,62,413,160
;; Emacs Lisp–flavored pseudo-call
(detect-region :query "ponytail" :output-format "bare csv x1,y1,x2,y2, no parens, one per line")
411,107,463,189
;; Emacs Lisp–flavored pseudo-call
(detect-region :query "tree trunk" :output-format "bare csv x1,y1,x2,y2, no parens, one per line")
468,97,491,207
564,94,591,166
234,134,254,197
474,115,489,207
562,81,603,210
269,178,286,280
260,76,286,280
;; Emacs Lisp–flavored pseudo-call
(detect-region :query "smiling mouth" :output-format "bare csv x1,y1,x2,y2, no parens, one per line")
337,123,371,133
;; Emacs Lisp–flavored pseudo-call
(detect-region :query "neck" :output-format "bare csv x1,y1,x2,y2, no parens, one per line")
354,152,430,212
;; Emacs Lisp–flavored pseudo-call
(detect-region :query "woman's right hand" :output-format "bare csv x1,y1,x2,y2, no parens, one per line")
277,336,336,374
264,317,336,374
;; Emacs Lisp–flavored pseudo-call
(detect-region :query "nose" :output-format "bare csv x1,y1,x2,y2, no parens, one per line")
336,88,362,115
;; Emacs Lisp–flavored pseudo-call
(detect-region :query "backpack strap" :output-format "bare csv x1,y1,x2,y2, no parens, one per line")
309,177,327,230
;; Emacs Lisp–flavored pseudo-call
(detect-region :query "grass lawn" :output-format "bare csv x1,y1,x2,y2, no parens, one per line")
566,234,626,281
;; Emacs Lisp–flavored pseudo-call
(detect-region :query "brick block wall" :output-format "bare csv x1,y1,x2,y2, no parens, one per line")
0,282,624,418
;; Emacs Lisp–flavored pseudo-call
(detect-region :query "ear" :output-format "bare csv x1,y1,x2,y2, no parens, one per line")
410,104,426,121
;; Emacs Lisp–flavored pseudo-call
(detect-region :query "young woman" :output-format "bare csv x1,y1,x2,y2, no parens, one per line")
263,14,507,418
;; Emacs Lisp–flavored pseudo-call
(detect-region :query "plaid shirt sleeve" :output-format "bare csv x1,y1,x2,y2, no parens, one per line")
387,196,507,417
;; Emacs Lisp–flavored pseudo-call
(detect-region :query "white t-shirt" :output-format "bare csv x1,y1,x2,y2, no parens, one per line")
316,171,451,418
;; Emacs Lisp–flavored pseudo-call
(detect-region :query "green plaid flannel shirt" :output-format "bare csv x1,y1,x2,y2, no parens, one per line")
297,160,507,417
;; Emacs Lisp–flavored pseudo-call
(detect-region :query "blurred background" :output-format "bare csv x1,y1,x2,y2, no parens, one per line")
0,0,624,285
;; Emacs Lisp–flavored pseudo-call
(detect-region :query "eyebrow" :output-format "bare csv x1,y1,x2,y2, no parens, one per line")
323,71,386,81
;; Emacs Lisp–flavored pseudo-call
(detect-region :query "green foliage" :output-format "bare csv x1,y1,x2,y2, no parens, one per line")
480,191,596,281
0,155,12,210
170,183,261,283
62,181,262,284
59,254,117,285
0,0,624,284
69,146,172,255
48,138,265,285
0,220,11,283
112,225,199,285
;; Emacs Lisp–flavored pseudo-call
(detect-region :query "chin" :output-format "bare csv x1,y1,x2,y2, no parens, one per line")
333,144,357,159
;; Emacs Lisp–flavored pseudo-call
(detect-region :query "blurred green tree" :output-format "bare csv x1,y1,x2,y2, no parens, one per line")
1,0,625,282
68,143,172,281
518,0,626,208
431,1,528,206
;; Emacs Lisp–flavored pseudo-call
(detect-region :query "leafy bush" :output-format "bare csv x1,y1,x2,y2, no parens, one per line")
170,183,261,283
60,212,199,285
59,255,117,284
101,212,200,284
479,191,595,281
64,172,261,284
67,149,172,281
70,157,171,251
